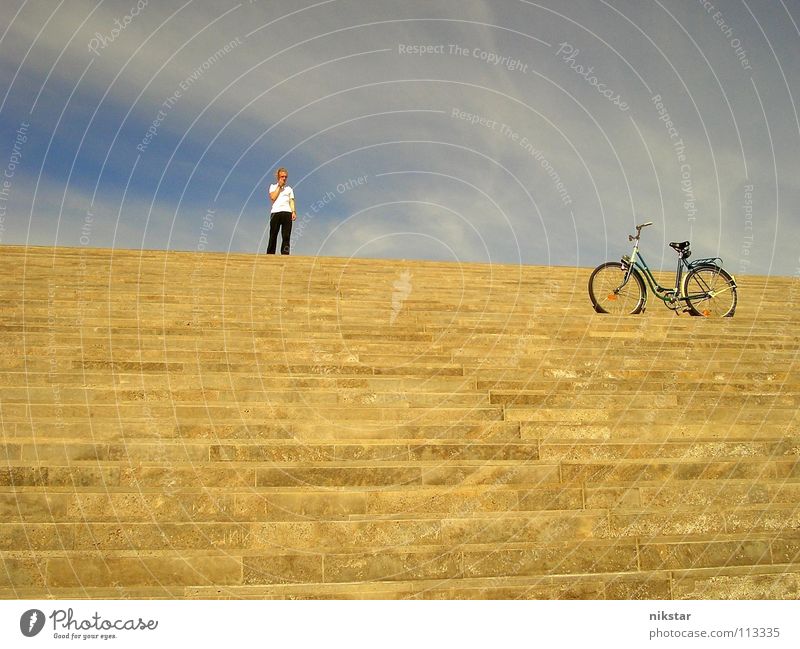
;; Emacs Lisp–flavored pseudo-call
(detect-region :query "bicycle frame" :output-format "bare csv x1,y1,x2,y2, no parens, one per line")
624,248,688,304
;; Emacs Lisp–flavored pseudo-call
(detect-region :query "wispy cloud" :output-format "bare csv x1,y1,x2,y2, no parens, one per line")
0,0,797,275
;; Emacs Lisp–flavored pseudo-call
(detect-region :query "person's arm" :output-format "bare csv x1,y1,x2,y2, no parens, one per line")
290,194,296,220
269,182,283,202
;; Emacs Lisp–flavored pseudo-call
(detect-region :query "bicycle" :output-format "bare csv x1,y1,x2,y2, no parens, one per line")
588,222,737,317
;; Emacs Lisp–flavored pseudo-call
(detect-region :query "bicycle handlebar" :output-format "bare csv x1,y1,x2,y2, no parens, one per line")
629,221,654,241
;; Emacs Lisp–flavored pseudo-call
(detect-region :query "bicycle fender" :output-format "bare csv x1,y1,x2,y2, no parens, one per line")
631,267,648,312
691,263,737,288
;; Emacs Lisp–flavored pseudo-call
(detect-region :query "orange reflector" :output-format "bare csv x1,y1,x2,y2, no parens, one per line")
607,294,618,301
702,310,711,317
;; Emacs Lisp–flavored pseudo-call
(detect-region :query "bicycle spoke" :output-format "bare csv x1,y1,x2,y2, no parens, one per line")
589,263,645,314
684,266,737,317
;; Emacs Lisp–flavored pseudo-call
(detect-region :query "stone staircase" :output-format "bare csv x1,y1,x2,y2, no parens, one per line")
1,244,798,599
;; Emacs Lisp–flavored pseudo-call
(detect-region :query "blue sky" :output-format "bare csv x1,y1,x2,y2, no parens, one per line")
1,0,798,275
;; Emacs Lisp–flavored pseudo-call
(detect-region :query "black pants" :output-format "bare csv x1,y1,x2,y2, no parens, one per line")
267,211,293,255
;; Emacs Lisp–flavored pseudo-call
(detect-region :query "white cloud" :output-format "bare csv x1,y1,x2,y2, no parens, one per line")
1,0,798,275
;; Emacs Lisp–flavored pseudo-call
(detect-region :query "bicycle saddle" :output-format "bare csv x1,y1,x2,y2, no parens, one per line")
669,241,690,252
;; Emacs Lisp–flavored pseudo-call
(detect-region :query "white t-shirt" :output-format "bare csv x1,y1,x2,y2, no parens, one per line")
270,184,294,213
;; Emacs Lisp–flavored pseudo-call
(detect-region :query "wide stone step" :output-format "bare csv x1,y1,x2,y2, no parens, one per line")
0,440,540,463
1,513,797,556
0,461,562,489
521,421,795,441
5,340,796,362
507,406,798,424
491,392,799,407
0,388,490,408
11,329,790,348
3,456,797,490
0,404,504,422
4,481,799,523
4,420,523,442
0,373,478,391
7,386,796,409
5,563,798,599
0,485,578,522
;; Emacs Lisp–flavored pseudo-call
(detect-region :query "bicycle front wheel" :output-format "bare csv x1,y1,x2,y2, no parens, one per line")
588,262,646,314
682,265,737,317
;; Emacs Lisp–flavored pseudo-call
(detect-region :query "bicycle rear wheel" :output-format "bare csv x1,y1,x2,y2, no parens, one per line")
682,265,737,317
588,262,646,314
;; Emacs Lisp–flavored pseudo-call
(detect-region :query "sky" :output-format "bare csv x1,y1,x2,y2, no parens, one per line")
0,0,798,275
